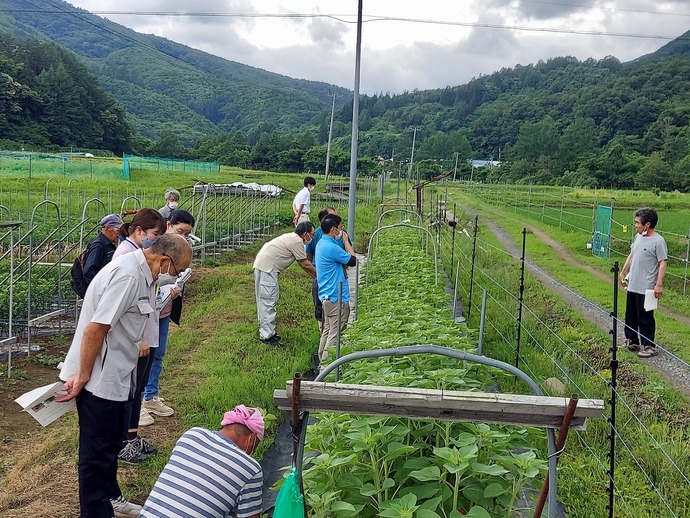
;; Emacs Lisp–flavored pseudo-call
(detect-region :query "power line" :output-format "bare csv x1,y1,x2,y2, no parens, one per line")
1,7,688,42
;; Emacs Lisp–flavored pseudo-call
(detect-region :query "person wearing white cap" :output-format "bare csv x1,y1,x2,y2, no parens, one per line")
139,405,264,518
76,214,123,296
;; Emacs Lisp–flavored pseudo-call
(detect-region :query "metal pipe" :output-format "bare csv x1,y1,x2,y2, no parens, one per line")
534,394,580,518
478,289,488,356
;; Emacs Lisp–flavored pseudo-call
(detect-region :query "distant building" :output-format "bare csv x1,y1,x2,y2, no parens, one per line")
468,159,501,169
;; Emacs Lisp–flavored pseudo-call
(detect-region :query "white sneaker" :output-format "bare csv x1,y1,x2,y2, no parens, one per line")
144,396,174,417
110,495,141,517
139,406,155,427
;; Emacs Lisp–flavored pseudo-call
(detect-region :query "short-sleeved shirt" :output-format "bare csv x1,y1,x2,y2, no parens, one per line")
112,237,159,348
292,187,311,214
139,427,263,518
60,249,155,401
627,232,668,294
316,235,353,303
253,232,307,273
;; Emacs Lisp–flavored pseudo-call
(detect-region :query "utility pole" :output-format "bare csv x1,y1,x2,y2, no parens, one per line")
453,151,459,181
324,93,336,184
347,0,363,240
407,127,417,180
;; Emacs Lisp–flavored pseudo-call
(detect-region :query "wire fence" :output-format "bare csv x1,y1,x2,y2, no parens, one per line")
421,186,690,517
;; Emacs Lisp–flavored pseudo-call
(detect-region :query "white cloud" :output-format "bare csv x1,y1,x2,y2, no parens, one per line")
65,0,690,94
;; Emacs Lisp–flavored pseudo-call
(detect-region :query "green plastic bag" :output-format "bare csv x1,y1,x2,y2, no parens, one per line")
273,468,305,518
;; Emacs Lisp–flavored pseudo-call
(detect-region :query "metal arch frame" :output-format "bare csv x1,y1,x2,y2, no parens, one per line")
119,195,142,215
294,345,560,517
377,208,423,229
27,200,62,357
79,198,108,250
366,223,438,286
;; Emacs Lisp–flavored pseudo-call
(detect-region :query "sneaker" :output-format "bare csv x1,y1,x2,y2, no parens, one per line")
624,340,640,352
132,434,157,455
110,495,142,517
637,346,659,358
118,438,149,464
144,396,174,417
260,335,284,347
139,407,155,426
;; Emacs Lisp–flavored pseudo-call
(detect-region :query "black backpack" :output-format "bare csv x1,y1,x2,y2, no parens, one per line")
70,240,103,298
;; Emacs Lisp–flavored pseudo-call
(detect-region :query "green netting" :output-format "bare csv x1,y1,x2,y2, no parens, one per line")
0,151,125,179
123,154,220,177
592,204,613,258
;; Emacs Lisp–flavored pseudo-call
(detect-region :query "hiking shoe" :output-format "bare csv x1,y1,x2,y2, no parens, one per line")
144,396,174,417
139,406,155,426
118,438,149,464
637,346,659,358
260,335,284,347
624,340,640,352
132,434,157,455
110,496,141,517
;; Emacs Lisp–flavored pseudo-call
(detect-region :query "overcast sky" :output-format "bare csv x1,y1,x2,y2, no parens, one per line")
65,0,690,95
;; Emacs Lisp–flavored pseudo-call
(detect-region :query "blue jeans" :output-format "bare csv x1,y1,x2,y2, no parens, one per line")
144,316,170,401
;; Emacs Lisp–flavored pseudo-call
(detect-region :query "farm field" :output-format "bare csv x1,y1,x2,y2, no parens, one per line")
0,172,689,516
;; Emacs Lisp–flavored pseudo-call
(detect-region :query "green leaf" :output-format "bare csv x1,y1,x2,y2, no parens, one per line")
384,442,418,461
415,510,442,518
483,482,507,498
409,466,441,482
465,506,492,518
470,462,509,476
360,483,378,496
331,501,357,512
382,477,396,490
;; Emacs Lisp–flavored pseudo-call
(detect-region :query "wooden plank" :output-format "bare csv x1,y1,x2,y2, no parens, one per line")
274,381,605,430
0,336,17,347
28,309,65,326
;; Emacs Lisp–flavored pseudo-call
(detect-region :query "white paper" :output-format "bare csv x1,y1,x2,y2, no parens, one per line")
156,268,192,309
644,289,658,312
15,381,75,427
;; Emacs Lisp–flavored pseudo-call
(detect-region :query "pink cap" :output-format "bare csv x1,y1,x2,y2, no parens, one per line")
221,405,264,440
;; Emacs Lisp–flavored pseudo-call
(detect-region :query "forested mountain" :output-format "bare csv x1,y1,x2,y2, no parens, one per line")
0,0,350,144
0,32,131,153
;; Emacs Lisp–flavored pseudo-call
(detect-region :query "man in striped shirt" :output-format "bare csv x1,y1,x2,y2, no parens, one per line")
139,405,264,518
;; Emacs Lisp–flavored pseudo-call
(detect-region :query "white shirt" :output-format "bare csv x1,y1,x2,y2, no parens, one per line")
60,249,155,401
292,186,311,214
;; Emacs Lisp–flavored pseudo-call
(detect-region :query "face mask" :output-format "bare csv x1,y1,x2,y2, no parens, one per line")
641,229,648,236
156,262,177,286
142,237,156,249
168,201,179,209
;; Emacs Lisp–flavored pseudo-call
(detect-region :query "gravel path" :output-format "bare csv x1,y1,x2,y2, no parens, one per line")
477,215,690,398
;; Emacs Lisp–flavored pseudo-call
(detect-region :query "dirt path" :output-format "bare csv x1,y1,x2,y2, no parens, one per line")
477,215,690,398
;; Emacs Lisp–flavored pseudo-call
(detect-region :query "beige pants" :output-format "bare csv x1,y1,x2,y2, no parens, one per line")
254,269,279,340
318,299,350,361
295,212,310,225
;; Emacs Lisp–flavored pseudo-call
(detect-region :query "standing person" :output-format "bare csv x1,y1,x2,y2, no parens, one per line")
141,210,196,426
292,176,316,225
159,188,180,220
139,405,264,518
253,222,316,346
315,215,356,363
71,214,123,298
113,209,167,463
619,207,668,358
56,234,193,518
306,207,338,327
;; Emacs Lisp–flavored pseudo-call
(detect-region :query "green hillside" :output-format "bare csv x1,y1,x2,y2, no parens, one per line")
0,0,350,143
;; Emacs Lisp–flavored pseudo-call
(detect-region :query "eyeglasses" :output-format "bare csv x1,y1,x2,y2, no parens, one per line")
170,225,191,237
165,255,183,278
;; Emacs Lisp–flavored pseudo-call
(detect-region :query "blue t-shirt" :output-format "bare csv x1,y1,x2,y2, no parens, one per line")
315,235,353,303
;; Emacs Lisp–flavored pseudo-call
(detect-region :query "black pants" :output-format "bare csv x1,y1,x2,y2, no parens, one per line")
123,352,154,434
76,389,127,517
312,280,323,322
624,291,656,347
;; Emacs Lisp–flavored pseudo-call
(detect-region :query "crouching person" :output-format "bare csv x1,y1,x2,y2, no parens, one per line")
139,405,265,518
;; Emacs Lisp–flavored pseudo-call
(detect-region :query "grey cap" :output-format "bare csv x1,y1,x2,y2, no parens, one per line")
99,214,123,229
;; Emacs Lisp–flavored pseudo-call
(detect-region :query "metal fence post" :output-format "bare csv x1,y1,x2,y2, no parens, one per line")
515,228,526,369
684,229,690,296
478,289,488,356
468,215,479,319
606,261,619,518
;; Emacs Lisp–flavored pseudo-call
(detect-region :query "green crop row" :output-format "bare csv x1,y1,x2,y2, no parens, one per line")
302,230,547,518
